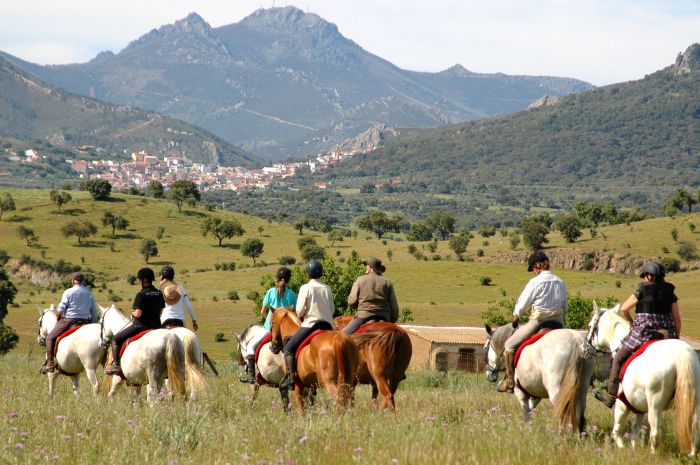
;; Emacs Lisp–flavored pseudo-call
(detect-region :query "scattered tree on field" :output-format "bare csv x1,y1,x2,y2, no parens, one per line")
554,213,583,243
168,180,201,212
356,212,402,240
448,235,470,260
82,179,112,201
426,212,456,240
669,188,696,213
301,244,326,262
148,180,164,199
241,238,264,264
0,192,16,221
50,190,72,212
139,239,159,263
294,217,310,235
327,229,344,247
61,220,98,244
17,225,38,246
406,222,433,241
201,216,245,246
520,216,550,251
101,211,129,237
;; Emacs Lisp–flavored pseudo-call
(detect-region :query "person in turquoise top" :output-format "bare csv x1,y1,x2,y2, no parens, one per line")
239,267,296,384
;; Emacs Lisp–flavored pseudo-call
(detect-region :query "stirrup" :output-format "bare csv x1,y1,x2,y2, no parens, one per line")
279,373,295,389
497,379,514,393
594,389,616,409
39,361,56,374
239,373,256,384
104,362,120,375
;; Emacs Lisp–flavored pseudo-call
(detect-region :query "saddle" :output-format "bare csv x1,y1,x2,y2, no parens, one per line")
295,330,329,360
254,334,272,362
513,329,554,368
352,318,388,335
119,329,155,359
53,326,83,355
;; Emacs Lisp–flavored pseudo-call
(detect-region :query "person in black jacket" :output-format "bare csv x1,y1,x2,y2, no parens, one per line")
104,268,165,375
595,261,682,408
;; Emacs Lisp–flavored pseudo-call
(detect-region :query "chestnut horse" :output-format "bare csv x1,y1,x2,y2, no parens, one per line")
334,316,412,410
270,308,358,411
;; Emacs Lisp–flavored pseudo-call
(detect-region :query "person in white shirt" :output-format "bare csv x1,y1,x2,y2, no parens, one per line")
278,260,334,389
498,251,568,393
159,266,198,331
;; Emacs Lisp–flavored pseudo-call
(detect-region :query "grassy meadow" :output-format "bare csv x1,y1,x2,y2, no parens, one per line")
2,188,700,360
1,187,699,464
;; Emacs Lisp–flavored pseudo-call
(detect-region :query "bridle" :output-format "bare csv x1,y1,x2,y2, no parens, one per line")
37,310,48,346
586,311,613,357
483,334,505,375
99,305,133,350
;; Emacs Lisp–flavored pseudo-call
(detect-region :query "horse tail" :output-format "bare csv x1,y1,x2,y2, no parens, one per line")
334,333,358,408
100,350,114,395
674,347,697,453
553,341,588,432
165,334,187,400
367,328,412,383
182,333,207,400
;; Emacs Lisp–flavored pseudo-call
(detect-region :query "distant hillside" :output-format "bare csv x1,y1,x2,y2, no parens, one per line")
0,56,260,169
0,7,592,160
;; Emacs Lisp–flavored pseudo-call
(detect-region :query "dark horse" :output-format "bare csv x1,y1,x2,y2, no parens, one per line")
270,309,359,411
334,316,413,411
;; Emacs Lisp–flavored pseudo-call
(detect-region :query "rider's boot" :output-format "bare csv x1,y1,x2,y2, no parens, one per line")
497,351,515,393
279,353,296,389
39,355,56,374
595,378,619,409
104,358,120,375
239,355,256,384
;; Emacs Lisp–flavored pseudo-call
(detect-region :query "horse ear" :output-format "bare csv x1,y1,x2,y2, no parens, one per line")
485,324,492,335
612,303,621,314
50,304,55,312
592,301,599,312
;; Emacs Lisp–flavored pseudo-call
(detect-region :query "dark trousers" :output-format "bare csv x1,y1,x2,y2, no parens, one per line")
162,318,184,328
46,318,88,358
607,346,633,396
341,315,387,334
283,321,333,356
111,320,147,363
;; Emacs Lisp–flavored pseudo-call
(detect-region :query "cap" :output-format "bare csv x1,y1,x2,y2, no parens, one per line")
527,251,549,272
363,257,386,274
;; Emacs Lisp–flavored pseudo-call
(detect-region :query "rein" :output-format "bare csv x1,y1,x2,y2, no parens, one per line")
37,310,48,346
99,306,133,349
484,335,505,374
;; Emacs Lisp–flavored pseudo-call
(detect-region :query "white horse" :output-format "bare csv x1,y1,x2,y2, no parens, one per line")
100,304,187,403
587,303,700,454
37,305,106,397
484,324,595,432
236,324,290,409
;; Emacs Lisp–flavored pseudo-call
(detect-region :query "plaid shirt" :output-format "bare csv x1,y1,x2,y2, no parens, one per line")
513,270,568,318
622,313,676,352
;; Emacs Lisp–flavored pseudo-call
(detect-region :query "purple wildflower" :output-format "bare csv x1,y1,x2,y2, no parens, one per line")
14,443,24,450
20,432,28,438
391,460,399,465
55,415,67,421
287,460,296,465
489,406,498,414
298,435,308,445
353,447,363,454
594,448,602,454
8,412,18,418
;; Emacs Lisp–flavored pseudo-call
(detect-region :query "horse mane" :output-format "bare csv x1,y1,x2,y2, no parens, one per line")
283,309,302,326
491,324,516,352
603,309,630,343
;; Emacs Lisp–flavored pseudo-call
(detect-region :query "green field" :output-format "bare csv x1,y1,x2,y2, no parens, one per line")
0,353,686,465
1,187,700,361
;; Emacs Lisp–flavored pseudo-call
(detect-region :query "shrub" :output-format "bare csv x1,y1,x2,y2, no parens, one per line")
659,257,681,273
615,280,622,288
214,332,225,342
581,256,595,271
476,249,484,257
227,290,240,301
407,244,417,254
677,241,697,261
0,324,19,355
671,227,679,241
108,294,123,303
246,291,260,301
479,276,492,286
432,254,441,261
397,307,414,323
279,256,297,265
127,275,137,285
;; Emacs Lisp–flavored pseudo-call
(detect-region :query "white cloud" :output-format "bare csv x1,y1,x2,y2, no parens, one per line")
1,0,699,85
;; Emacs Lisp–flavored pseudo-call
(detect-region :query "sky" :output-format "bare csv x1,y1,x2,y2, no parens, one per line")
1,1,699,86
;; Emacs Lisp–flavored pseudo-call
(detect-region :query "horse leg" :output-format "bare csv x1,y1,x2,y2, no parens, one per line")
293,383,304,412
370,383,379,409
612,402,631,448
250,383,259,404
279,387,290,413
132,386,142,404
308,386,317,406
515,389,531,422
375,377,395,411
107,375,124,398
70,375,80,396
629,413,644,449
146,371,160,404
85,368,100,397
647,404,661,453
47,372,58,398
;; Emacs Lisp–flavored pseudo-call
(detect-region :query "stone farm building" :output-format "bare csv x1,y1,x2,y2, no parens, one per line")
402,324,700,374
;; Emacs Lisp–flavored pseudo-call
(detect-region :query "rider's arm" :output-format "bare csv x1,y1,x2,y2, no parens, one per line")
57,289,70,317
89,294,98,323
671,302,681,338
618,294,637,323
347,280,360,309
512,279,537,319
132,308,142,319
181,285,197,327
388,284,399,323
296,287,308,320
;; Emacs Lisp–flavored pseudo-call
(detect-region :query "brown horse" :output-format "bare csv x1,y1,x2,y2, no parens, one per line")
334,316,412,410
270,309,359,411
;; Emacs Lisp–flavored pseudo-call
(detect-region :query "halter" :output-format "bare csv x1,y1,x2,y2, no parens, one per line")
99,306,133,350
586,311,613,357
483,334,505,375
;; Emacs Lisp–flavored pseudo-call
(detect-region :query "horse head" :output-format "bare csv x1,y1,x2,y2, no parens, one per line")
36,305,58,346
483,323,514,382
269,308,301,353
587,302,625,352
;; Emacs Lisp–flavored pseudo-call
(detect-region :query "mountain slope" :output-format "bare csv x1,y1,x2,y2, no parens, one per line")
0,56,260,167
0,7,592,160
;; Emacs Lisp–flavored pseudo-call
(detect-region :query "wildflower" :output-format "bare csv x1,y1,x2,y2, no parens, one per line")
55,415,67,421
591,424,599,432
623,432,631,439
76,432,85,438
473,407,481,414
425,415,435,422
169,460,178,465
594,448,602,454
391,460,399,464
287,460,296,465
580,431,588,439
488,406,498,414
353,447,363,454
271,401,280,409
8,412,18,418
20,432,28,438
14,443,24,450
258,460,267,465
298,435,308,445
275,448,283,455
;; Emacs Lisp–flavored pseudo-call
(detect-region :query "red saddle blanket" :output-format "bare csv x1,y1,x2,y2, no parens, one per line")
119,329,155,358
254,334,272,362
514,330,553,368
53,325,83,355
354,323,375,335
296,330,329,360
620,339,661,381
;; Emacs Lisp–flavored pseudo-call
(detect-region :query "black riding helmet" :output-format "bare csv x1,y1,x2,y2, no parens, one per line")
639,261,665,279
137,267,155,281
160,265,175,280
305,260,323,279
276,267,292,283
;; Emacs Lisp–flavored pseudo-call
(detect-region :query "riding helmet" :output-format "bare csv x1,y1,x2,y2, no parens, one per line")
276,267,292,283
639,261,665,278
305,260,323,279
137,267,156,281
160,265,175,280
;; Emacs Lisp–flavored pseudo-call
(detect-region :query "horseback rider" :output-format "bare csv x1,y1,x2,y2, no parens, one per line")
239,266,297,384
342,257,399,334
498,251,568,393
104,268,165,375
278,260,334,390
159,266,198,331
595,261,681,408
40,272,97,374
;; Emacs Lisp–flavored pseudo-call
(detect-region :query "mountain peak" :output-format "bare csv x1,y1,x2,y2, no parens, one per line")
441,64,474,77
173,12,211,34
241,6,340,38
674,43,700,75
126,12,216,49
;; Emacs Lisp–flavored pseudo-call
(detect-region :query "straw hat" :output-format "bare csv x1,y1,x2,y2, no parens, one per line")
163,283,182,305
